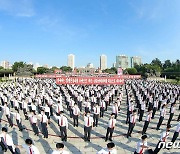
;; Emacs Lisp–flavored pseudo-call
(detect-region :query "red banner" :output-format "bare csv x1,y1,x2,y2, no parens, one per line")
56,77,124,85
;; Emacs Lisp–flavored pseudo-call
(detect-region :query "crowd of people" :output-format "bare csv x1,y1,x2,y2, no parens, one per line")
0,78,179,154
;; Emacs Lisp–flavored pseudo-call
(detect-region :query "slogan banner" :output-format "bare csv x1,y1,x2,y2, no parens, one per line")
56,77,124,85
35,74,141,80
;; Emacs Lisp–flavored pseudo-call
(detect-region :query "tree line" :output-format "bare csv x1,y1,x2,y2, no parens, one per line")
0,58,179,80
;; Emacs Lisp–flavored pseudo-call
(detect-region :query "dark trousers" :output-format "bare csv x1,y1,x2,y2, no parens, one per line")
6,115,13,127
23,109,28,120
73,115,78,127
105,101,108,111
171,132,179,143
100,107,105,117
105,127,114,140
60,126,67,141
41,123,48,138
84,126,92,141
139,110,144,121
142,121,149,134
32,123,39,135
69,107,73,118
167,113,174,125
127,123,135,137
156,116,164,130
126,111,132,124
93,114,99,127
16,120,23,131
154,141,164,154
152,107,157,119
78,101,82,111
0,142,16,154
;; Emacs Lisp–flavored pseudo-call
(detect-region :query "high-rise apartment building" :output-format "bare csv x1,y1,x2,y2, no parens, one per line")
68,54,75,70
100,54,107,70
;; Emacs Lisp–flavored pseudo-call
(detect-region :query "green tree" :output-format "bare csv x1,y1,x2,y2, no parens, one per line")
60,66,72,72
12,61,25,72
37,67,49,74
151,58,162,68
125,68,137,75
0,66,3,70
163,60,171,69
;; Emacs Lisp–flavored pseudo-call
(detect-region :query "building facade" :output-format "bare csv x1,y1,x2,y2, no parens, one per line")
68,54,75,70
116,55,129,69
100,54,107,70
1,61,10,69
131,56,142,67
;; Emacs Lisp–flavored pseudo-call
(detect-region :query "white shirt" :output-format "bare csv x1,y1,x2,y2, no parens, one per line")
84,116,94,127
55,104,64,113
93,106,100,115
22,144,40,154
130,114,137,124
175,122,180,133
108,118,116,128
0,133,15,150
73,106,80,115
38,114,48,123
135,141,147,153
170,106,175,113
160,108,166,117
100,101,106,108
51,150,69,154
160,131,170,142
97,148,117,154
11,112,21,121
112,105,119,114
29,115,38,124
57,116,68,128
145,113,152,122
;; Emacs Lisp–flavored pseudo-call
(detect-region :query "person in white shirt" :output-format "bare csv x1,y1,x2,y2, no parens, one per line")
134,135,149,154
171,122,180,143
22,99,28,120
29,112,39,136
0,127,17,153
38,110,48,138
72,103,80,127
167,103,176,125
154,124,171,154
93,103,100,127
51,143,69,154
127,109,137,138
0,103,13,127
156,104,166,130
57,112,68,142
112,102,119,119
105,113,116,142
100,99,106,118
10,111,24,131
97,142,117,154
84,111,94,142
17,138,40,154
142,108,152,135
84,100,91,113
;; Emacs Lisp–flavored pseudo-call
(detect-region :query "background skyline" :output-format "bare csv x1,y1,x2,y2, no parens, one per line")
0,0,180,68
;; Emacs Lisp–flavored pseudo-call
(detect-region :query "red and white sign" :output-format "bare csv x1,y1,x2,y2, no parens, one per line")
56,77,124,85
117,67,123,75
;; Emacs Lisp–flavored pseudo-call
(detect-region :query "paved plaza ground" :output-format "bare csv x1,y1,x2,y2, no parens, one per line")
0,85,179,154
